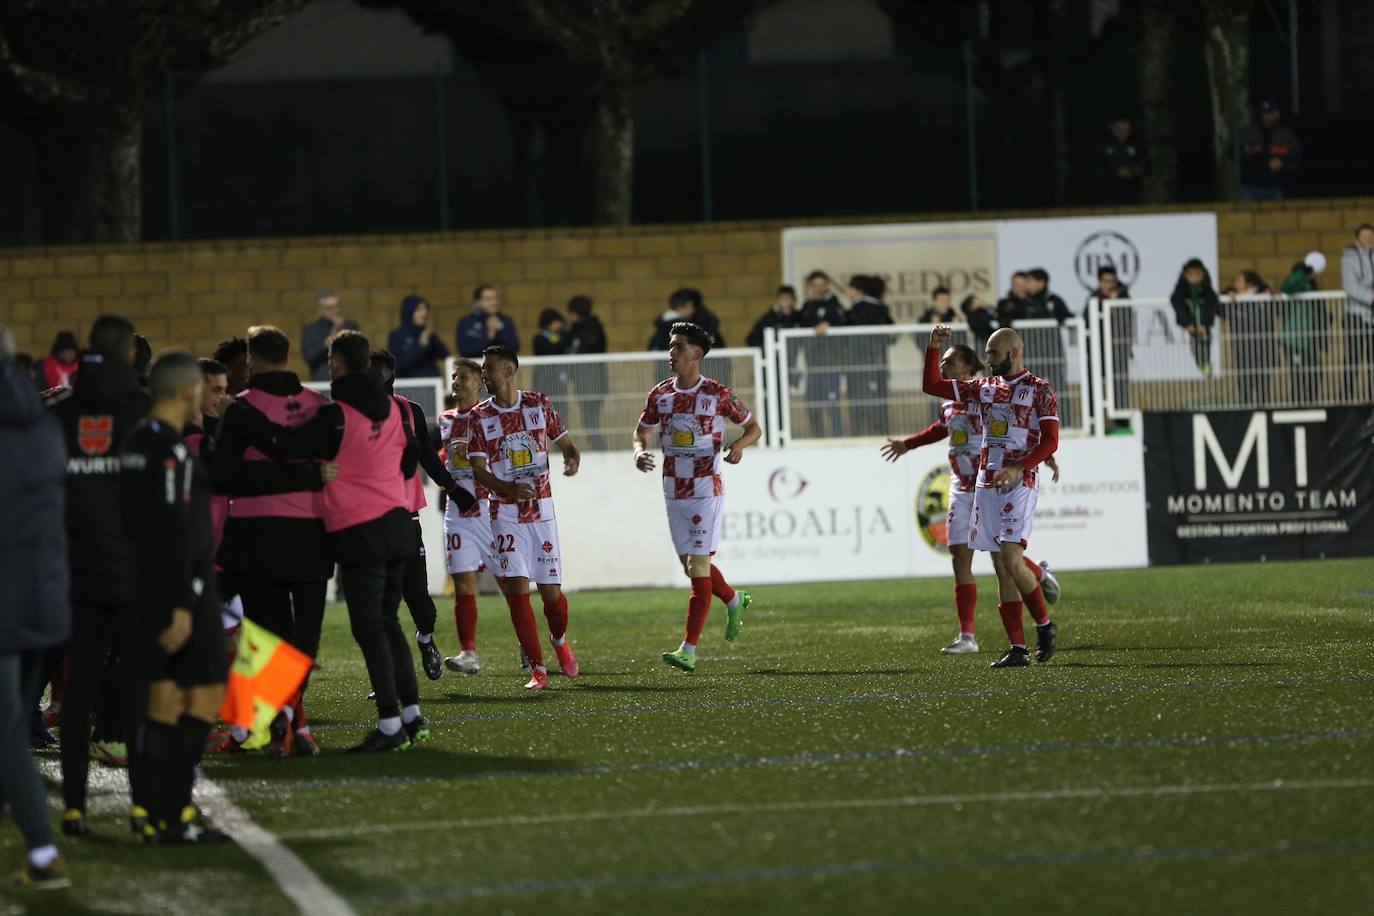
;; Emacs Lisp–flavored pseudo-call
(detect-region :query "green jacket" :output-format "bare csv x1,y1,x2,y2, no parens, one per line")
1279,268,1319,352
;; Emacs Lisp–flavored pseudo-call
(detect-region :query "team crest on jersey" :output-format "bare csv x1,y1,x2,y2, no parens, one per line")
523,407,546,431
691,514,702,524
1012,385,1035,406
541,540,553,554
77,415,114,455
694,393,718,416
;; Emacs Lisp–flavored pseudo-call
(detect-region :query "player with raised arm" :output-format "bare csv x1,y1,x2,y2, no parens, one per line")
466,344,581,690
633,321,762,673
921,324,1060,668
436,359,496,675
883,343,1060,655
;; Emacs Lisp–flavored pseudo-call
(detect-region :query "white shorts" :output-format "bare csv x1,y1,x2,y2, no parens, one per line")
491,517,562,585
970,485,1038,553
946,487,975,548
666,496,724,557
444,510,496,576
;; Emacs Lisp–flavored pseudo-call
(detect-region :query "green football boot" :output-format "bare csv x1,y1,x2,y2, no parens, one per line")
724,589,751,642
661,647,696,672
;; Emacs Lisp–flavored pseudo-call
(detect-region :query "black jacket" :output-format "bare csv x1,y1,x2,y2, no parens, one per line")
846,296,896,366
51,354,150,610
1020,290,1072,324
567,315,607,356
0,360,71,651
1170,281,1220,330
1090,132,1146,204
746,306,801,349
799,295,847,330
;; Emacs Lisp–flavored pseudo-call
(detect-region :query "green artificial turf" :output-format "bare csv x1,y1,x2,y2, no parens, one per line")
6,558,1374,915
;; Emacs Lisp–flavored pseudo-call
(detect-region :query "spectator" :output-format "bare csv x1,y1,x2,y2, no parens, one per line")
34,331,79,390
1170,258,1220,377
1279,252,1327,402
387,294,449,378
1021,269,1073,323
0,326,72,890
960,293,998,347
1340,223,1374,400
1084,265,1130,318
648,291,696,351
1090,116,1146,205
1241,100,1302,202
1228,270,1271,295
1223,270,1276,405
301,289,358,382
457,284,520,357
212,336,250,395
996,271,1031,326
798,270,847,437
532,307,569,402
918,286,957,324
1086,266,1132,416
565,295,608,450
746,285,801,349
845,274,895,436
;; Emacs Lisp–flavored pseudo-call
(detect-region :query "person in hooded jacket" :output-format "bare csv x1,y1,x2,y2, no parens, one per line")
565,296,608,450
387,295,449,378
0,327,73,889
845,274,896,436
35,331,80,391
1170,259,1221,376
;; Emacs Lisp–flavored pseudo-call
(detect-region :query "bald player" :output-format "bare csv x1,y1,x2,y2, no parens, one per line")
922,325,1059,668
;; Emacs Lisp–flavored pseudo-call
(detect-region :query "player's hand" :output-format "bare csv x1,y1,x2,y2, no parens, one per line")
562,453,580,477
724,441,745,464
634,449,656,473
928,324,952,350
1047,456,1060,483
814,321,830,337
507,482,537,501
39,385,70,402
880,438,909,462
159,608,193,654
447,485,477,513
993,464,1024,489
319,461,339,483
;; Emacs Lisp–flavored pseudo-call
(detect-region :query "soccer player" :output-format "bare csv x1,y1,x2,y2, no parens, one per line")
466,344,581,690
436,359,496,675
922,325,1059,668
121,352,231,843
882,343,1060,655
50,315,153,840
633,321,761,673
369,349,461,682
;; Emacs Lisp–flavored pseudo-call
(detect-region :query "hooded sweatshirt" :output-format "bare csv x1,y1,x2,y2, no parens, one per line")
38,330,80,388
387,295,450,378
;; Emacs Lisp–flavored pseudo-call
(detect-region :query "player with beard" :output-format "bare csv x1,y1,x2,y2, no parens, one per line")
882,343,1060,655
922,325,1060,668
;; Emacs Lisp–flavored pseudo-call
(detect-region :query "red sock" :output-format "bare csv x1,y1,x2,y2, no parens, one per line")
505,592,544,667
708,564,737,606
686,577,713,644
1023,556,1044,581
454,595,477,651
998,601,1026,645
1024,586,1050,626
290,691,309,732
954,583,977,635
542,592,569,641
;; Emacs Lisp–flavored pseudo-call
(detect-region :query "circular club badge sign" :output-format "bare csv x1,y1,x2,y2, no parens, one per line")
914,464,953,553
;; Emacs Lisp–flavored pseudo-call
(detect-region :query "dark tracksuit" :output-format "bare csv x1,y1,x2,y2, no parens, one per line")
394,393,457,639
798,295,848,437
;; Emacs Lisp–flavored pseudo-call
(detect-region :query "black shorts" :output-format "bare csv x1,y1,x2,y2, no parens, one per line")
142,597,229,688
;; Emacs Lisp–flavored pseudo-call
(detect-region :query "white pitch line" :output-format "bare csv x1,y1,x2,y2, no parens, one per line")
37,759,355,916
276,776,1374,842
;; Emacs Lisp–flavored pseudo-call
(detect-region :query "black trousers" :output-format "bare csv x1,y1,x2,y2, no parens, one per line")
340,557,418,720
59,605,147,812
402,516,437,636
237,576,327,662
0,651,50,850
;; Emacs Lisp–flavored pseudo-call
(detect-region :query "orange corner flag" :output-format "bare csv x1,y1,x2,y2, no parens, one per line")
219,618,313,750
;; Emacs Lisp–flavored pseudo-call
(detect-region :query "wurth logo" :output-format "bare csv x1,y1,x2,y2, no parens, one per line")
78,415,114,455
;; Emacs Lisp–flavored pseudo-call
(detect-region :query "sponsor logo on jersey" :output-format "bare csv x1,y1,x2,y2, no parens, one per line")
77,415,114,455
541,540,553,554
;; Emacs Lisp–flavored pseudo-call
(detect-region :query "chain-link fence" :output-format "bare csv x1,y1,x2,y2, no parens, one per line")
769,319,1089,445
1099,292,1373,416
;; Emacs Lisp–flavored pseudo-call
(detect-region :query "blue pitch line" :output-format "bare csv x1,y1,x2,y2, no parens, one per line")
353,835,1374,903
218,728,1374,798
308,672,1374,731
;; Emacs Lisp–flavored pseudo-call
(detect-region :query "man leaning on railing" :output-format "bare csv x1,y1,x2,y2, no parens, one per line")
1341,223,1374,402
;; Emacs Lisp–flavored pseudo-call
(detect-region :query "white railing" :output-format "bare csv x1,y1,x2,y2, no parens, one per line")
1093,292,1371,418
303,377,448,426
767,319,1091,445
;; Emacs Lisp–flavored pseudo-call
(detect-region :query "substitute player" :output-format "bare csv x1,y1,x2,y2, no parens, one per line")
922,325,1059,668
467,344,581,690
882,342,1060,655
121,352,230,843
436,359,496,675
633,321,761,673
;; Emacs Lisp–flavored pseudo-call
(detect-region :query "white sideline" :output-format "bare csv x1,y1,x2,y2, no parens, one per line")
38,760,355,916
277,776,1374,841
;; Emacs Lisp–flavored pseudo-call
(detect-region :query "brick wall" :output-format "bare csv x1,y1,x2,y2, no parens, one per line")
2,197,1370,375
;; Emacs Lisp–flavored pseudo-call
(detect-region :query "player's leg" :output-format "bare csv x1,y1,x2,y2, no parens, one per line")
972,489,1029,669
339,562,408,753
287,579,327,756
700,498,748,641
143,678,185,837
380,555,428,745
112,609,152,835
1001,485,1056,663
162,682,228,843
942,488,978,654
58,607,113,835
532,519,577,678
494,522,547,688
443,516,483,674
403,515,444,681
663,553,713,673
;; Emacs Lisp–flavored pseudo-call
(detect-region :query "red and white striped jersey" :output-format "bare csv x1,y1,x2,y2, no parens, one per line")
638,376,752,500
467,390,568,524
939,398,983,493
942,370,1057,489
437,403,489,518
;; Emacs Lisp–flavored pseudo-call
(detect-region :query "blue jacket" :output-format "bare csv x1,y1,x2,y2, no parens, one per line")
456,309,520,357
388,295,450,378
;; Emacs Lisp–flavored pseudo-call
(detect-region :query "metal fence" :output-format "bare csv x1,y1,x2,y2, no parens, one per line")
304,378,446,429
1096,292,1373,418
766,319,1090,446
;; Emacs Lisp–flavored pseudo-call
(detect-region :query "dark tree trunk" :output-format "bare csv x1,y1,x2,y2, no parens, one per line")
508,109,549,226
34,111,142,244
1139,0,1177,203
1203,1,1252,200
592,82,633,225
1039,0,1072,206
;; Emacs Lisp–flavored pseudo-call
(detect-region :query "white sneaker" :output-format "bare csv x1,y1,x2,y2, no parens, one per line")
444,650,481,675
940,635,979,655
1039,562,1061,604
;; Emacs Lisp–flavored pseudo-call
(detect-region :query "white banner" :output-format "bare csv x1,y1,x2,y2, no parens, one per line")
547,437,1147,591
